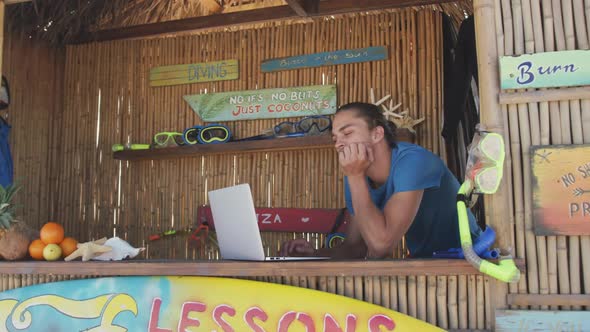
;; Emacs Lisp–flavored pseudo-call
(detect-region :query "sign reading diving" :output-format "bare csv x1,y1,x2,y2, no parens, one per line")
499,50,590,89
261,46,388,72
531,144,590,235
184,84,337,122
150,59,239,87
0,276,443,331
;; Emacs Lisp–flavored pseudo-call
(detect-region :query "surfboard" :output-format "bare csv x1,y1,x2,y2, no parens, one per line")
0,276,444,331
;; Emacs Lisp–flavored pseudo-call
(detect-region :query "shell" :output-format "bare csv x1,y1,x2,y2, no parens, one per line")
92,237,145,261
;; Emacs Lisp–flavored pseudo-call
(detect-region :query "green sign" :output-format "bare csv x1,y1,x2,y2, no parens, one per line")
499,50,590,89
184,85,337,122
150,59,239,87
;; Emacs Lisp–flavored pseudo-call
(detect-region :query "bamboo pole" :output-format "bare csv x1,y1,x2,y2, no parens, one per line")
494,0,520,309
512,0,543,308
522,0,549,311
551,0,573,310
426,276,436,326
474,1,513,327
458,275,467,329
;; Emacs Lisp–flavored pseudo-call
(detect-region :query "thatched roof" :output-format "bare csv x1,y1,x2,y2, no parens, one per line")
7,0,472,45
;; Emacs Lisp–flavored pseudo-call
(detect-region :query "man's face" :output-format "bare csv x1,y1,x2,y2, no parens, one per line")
331,110,375,152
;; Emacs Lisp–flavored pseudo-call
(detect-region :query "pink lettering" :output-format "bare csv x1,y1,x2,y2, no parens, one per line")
244,306,269,332
177,302,206,331
213,304,237,332
368,314,395,331
323,314,357,332
278,312,315,332
148,298,172,332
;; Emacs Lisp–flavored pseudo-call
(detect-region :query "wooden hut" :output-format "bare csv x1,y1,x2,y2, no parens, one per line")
0,0,589,330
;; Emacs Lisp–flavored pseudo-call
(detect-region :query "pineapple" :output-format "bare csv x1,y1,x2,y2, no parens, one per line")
0,184,36,260
0,183,19,233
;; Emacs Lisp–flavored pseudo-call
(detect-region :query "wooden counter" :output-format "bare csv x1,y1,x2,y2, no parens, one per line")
0,259,525,277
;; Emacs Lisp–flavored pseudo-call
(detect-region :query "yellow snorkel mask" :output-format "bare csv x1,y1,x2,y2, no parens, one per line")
457,127,520,283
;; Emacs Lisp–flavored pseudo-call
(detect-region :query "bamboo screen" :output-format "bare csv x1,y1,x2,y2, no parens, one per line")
494,0,590,311
2,8,500,331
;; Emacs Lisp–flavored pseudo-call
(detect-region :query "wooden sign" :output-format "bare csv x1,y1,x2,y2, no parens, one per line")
184,84,337,122
150,59,239,87
0,276,444,331
197,206,348,233
499,50,590,89
531,144,590,235
261,46,388,72
496,310,590,332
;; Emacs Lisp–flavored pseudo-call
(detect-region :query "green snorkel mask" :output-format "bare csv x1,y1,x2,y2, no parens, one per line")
457,128,520,283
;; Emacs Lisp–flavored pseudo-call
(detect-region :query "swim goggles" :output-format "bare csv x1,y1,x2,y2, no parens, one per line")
183,124,232,145
465,129,505,194
153,132,185,147
274,115,332,137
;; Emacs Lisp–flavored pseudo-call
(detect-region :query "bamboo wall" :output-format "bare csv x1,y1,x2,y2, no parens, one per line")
494,0,590,311
53,8,447,260
1,8,499,331
1,31,65,238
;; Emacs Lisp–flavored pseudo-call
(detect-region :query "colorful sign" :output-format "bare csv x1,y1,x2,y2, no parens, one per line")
499,50,590,89
261,46,388,72
198,206,348,233
531,144,590,235
496,310,590,332
150,59,239,87
0,276,443,331
184,85,337,122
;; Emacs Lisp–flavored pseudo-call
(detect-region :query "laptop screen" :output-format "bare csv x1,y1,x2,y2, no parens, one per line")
208,184,267,260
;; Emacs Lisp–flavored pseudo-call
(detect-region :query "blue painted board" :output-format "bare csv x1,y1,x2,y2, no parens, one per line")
496,310,590,331
261,46,388,72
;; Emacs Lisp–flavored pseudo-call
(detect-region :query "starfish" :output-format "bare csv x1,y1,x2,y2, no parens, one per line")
64,237,112,262
368,88,425,133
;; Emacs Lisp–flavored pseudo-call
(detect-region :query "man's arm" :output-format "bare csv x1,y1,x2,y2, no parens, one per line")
314,214,367,259
347,175,423,258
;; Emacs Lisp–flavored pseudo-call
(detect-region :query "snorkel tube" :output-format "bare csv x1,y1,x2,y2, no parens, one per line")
457,180,520,283
457,129,520,283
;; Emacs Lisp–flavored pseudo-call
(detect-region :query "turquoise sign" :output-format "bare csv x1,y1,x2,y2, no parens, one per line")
499,50,590,89
261,46,388,72
184,84,337,122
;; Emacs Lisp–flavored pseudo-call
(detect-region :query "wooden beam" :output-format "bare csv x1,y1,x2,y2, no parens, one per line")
73,0,457,43
4,0,31,4
74,5,298,43
0,259,526,277
316,0,458,15
507,294,590,307
499,86,590,105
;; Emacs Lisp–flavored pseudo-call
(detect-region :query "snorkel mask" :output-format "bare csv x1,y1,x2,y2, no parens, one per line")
183,124,232,145
457,126,520,283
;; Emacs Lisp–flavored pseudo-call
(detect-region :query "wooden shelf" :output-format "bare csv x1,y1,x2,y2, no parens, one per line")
0,259,525,277
113,135,334,161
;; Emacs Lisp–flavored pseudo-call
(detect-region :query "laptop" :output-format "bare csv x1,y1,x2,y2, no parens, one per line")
208,183,330,261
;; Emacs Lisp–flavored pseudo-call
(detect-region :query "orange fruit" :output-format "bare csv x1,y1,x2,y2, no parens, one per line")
59,237,78,258
40,222,65,245
28,239,46,260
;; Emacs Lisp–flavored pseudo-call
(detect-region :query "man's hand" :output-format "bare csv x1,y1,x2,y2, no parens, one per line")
338,143,374,177
279,238,316,257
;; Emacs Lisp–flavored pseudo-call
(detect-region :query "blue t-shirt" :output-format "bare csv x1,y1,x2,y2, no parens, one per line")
344,142,481,258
